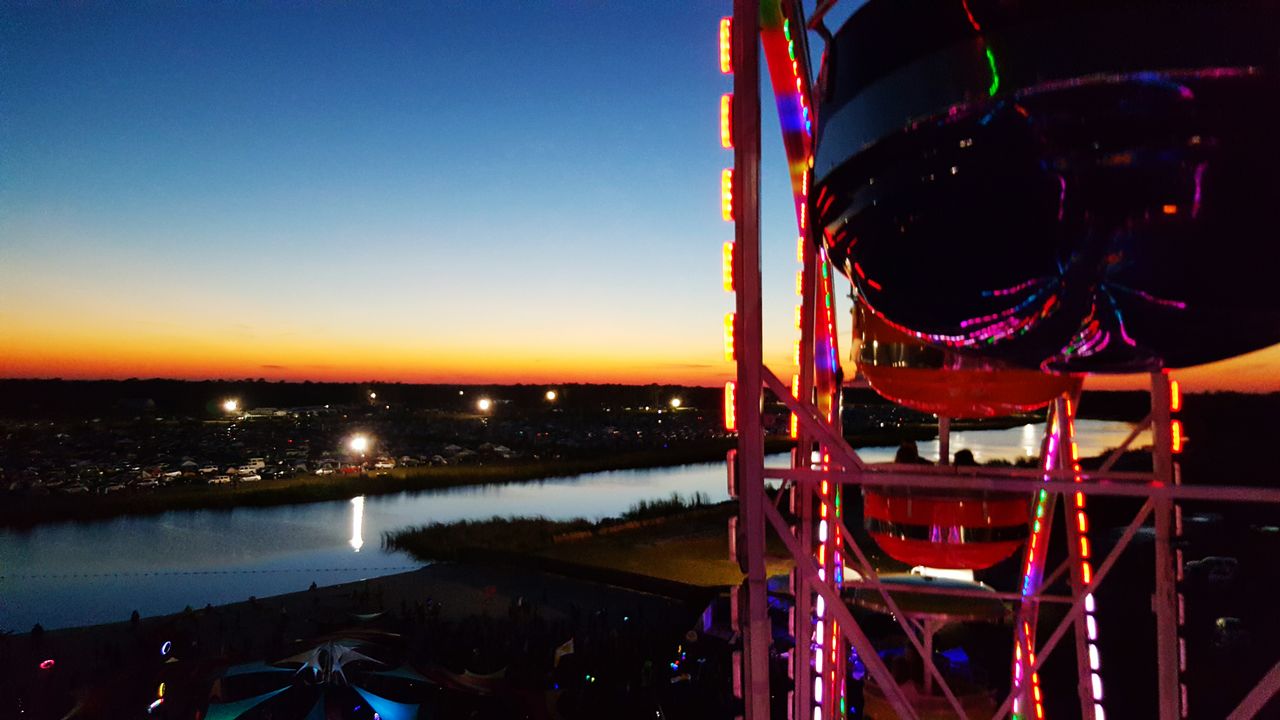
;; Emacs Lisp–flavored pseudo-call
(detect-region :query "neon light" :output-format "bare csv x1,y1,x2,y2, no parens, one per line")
721,93,733,148
723,241,735,292
724,381,736,431
721,169,734,221
985,47,1000,96
1172,420,1184,453
719,18,732,74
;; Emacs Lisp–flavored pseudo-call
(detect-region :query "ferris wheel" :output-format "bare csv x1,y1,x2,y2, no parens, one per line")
719,1,1280,719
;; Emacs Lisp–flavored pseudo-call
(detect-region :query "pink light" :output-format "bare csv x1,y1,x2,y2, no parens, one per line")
39,659,55,670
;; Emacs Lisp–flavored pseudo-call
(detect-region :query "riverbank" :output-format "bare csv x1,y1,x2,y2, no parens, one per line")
0,438,795,529
385,499,796,588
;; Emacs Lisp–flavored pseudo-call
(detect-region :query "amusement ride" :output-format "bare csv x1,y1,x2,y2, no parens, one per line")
719,1,1280,719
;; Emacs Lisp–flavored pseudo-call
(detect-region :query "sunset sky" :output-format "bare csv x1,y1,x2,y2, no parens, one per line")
2,2,1276,392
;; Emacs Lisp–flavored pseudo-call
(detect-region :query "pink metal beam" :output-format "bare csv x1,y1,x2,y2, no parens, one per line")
1225,659,1280,720
992,499,1157,720
763,499,922,720
761,466,1280,503
731,1,771,717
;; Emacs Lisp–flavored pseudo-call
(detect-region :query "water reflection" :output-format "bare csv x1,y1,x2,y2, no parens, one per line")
0,420,1143,629
349,496,365,552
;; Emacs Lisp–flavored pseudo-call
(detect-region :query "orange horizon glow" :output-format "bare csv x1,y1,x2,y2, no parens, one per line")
4,338,1279,393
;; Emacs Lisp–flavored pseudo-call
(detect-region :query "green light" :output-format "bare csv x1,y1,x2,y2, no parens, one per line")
841,697,847,714
1036,505,1044,519
783,19,790,42
1039,489,1047,500
985,46,1000,96
1034,520,1041,533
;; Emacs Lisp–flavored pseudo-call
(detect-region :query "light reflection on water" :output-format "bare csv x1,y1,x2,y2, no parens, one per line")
0,420,1143,630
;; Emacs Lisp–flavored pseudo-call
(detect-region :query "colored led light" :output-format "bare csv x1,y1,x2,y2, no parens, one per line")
720,93,733,148
1172,420,1184,453
723,381,735,431
719,18,732,74
722,241,735,292
723,312,735,361
1170,379,1181,412
985,47,1000,96
721,168,734,221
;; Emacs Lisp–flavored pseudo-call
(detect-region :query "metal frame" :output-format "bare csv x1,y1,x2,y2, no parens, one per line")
726,2,1280,719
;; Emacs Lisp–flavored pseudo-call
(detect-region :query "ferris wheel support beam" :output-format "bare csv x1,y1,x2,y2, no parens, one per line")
1151,372,1181,720
729,1,772,719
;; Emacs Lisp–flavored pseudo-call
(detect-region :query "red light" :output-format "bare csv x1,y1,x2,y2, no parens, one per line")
1170,379,1182,412
720,94,733,148
719,18,732,74
724,381,736,431
721,168,734,221
40,659,55,670
1172,420,1184,453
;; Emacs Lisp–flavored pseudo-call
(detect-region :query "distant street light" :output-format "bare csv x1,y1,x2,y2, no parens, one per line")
369,391,377,400
348,434,370,455
545,390,558,402
222,399,239,414
477,398,493,412
670,397,683,409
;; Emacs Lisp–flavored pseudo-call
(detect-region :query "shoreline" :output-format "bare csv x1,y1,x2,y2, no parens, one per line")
0,419,1052,530
1,438,793,529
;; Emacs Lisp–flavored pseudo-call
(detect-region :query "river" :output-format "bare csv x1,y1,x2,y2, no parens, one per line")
0,420,1145,630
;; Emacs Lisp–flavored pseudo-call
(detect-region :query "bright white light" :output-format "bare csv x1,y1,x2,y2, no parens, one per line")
222,399,239,413
911,566,976,582
670,397,682,409
369,392,377,400
1091,673,1103,701
350,496,365,552
477,398,493,412
545,390,558,401
349,434,370,454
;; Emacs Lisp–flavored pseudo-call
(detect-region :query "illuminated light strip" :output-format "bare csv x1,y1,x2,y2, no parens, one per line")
721,93,734,148
723,312,735,361
719,18,732,74
724,381,736,431
722,169,734,221
1170,375,1189,718
723,241,735,292
985,47,1001,96
1069,421,1106,718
